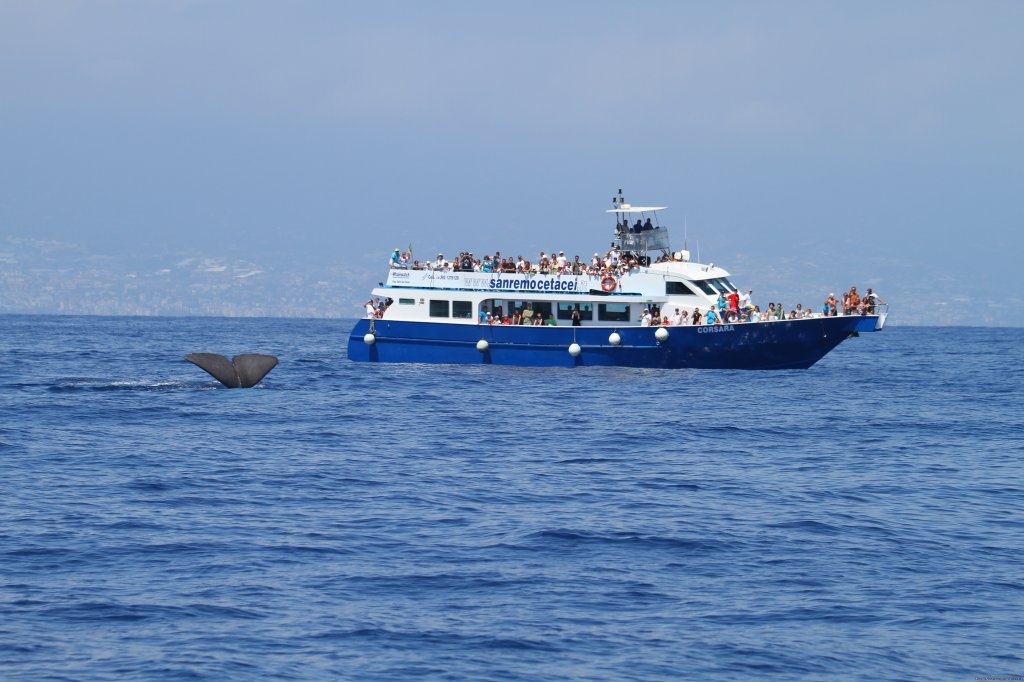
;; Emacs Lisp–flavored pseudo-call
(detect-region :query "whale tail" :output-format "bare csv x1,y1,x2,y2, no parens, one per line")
185,353,278,388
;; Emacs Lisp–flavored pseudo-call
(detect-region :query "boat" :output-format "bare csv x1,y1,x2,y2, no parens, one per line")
347,192,887,369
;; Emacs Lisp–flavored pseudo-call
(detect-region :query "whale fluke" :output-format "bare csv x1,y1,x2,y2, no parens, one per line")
185,353,278,388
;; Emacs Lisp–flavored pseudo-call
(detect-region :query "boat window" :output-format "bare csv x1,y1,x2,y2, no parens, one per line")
598,303,631,322
557,302,593,321
399,298,415,305
666,281,698,296
692,279,718,296
712,278,736,293
452,301,473,319
429,300,450,318
531,301,553,320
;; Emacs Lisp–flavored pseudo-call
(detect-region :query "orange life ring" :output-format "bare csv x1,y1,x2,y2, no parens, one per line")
601,275,617,292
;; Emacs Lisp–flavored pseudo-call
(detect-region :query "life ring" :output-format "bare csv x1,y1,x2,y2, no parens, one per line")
601,275,617,292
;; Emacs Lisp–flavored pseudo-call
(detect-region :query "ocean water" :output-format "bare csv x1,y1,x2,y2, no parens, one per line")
1,315,1022,681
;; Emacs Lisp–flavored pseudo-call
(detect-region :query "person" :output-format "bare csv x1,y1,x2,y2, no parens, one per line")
389,248,403,268
640,308,652,327
571,306,582,327
643,217,653,231
364,300,376,319
479,305,489,324
740,289,753,315
863,288,885,314
824,293,837,316
843,284,860,311
522,303,534,324
544,314,557,326
691,308,702,325
706,307,718,325
727,289,740,321
633,219,643,233
713,293,726,322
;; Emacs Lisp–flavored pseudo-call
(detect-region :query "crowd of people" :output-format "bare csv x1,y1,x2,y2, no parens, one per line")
641,286,885,326
383,248,884,324
390,247,654,279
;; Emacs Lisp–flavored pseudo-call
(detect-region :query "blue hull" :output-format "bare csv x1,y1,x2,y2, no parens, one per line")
347,316,881,369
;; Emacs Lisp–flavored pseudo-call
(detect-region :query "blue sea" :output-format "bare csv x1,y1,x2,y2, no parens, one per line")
2,315,1022,681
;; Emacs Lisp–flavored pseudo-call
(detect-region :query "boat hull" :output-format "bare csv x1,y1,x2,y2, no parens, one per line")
347,315,882,369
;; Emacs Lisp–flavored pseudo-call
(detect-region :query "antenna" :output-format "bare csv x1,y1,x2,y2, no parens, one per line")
684,215,688,251
697,239,700,264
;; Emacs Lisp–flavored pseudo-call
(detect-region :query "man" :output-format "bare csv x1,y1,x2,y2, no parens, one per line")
848,286,861,313
727,289,740,321
717,293,728,321
640,308,652,327
364,300,376,319
389,248,402,268
479,305,489,324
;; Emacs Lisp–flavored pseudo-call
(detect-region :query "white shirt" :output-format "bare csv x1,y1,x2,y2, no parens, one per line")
365,303,376,319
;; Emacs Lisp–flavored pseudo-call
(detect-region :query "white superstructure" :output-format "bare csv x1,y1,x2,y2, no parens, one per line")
371,198,737,327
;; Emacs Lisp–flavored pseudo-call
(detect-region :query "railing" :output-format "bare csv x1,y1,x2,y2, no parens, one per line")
617,226,672,252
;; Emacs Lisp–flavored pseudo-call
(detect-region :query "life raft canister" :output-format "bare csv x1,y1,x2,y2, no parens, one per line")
601,275,617,292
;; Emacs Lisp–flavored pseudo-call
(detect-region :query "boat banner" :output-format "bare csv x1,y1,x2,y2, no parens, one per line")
387,270,593,293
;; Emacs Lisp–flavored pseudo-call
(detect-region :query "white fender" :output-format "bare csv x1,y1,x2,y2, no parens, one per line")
608,332,622,346
476,339,489,352
363,333,376,345
655,327,669,342
568,343,582,357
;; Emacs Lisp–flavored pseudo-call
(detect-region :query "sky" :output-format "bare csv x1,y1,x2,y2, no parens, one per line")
1,1,1022,323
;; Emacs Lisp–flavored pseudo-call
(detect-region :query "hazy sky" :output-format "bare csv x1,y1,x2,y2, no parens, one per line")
1,2,1022,319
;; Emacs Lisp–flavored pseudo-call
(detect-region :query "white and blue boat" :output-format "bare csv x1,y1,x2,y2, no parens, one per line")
348,194,887,369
